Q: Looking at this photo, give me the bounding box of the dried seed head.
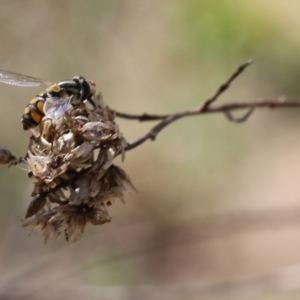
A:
[22,92,135,243]
[0,148,18,165]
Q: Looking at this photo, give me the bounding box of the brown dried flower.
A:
[0,148,18,165]
[22,92,136,243]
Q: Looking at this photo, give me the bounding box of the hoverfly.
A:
[0,70,96,130]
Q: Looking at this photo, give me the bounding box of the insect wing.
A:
[44,97,72,119]
[0,69,52,87]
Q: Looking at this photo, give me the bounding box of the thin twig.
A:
[224,107,255,123]
[200,59,253,110]
[116,98,300,122]
[116,60,253,122]
[123,61,300,151]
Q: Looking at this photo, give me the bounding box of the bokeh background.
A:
[0,0,300,299]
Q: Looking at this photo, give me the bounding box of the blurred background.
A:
[0,0,300,299]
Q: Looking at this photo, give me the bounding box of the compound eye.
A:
[44,97,72,119]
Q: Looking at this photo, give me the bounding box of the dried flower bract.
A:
[22,92,136,243]
[0,148,18,165]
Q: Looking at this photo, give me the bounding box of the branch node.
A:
[201,59,253,111]
[149,133,156,141]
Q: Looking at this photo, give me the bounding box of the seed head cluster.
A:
[21,93,135,243]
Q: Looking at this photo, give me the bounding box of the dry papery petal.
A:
[23,204,112,243]
[23,92,135,243]
[0,147,18,165]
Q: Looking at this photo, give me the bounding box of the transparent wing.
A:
[0,69,52,87]
[44,97,72,119]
